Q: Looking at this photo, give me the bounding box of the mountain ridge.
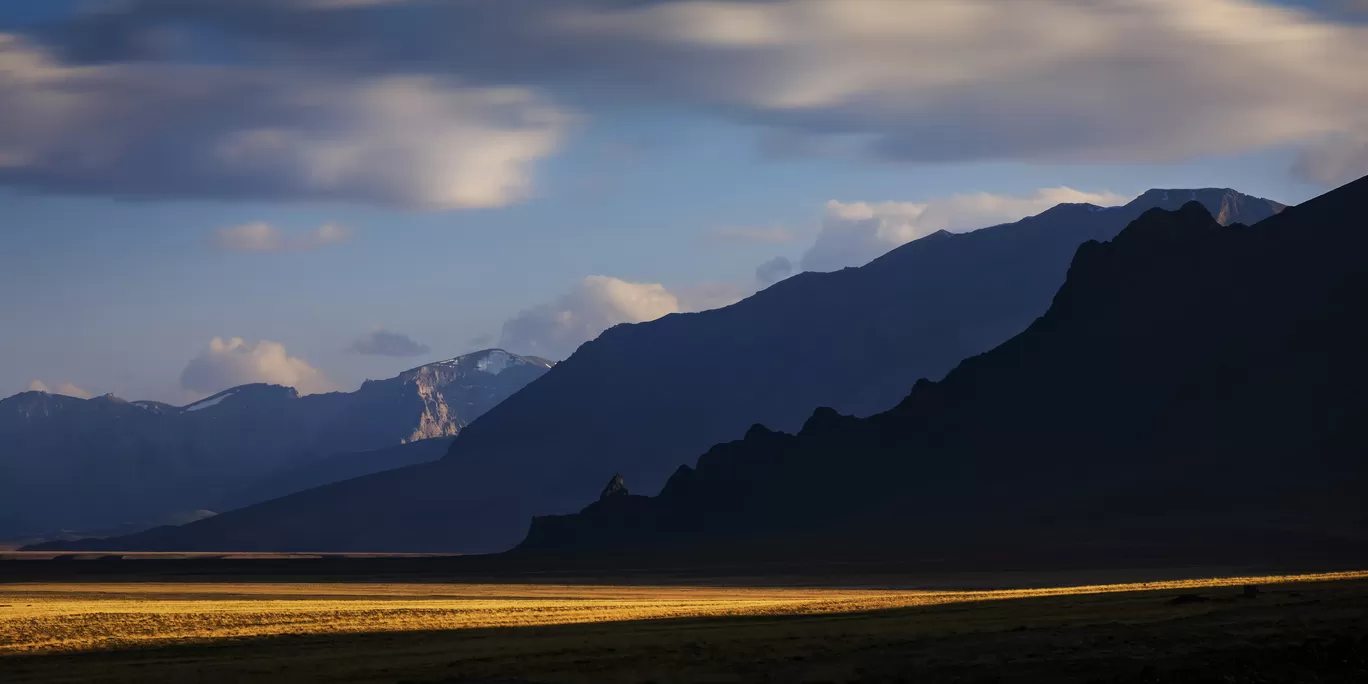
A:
[1,348,550,539]
[39,188,1288,554]
[513,179,1366,564]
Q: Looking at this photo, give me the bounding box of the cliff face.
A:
[360,350,555,444]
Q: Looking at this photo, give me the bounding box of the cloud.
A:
[210,222,352,253]
[558,0,1368,166]
[498,276,684,360]
[756,256,794,285]
[27,380,95,399]
[801,187,1130,272]
[704,226,797,246]
[180,337,334,396]
[675,282,751,312]
[0,33,568,208]
[15,0,1368,187]
[1292,134,1368,187]
[348,329,431,358]
[467,333,495,349]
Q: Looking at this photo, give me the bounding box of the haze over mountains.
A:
[518,177,1368,563]
[1,349,550,541]
[42,188,1286,554]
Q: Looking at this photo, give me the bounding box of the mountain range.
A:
[0,349,550,540]
[517,179,1368,565]
[38,188,1287,553]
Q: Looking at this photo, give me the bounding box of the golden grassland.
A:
[2,570,1364,655]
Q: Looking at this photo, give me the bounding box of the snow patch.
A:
[185,390,236,412]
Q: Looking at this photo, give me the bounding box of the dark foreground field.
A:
[1,564,1365,684]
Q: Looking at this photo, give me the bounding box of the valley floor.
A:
[0,570,1365,682]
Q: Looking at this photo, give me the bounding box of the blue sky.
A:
[1,0,1365,403]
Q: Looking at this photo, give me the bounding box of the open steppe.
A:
[1,568,1365,683]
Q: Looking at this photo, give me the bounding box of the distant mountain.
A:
[49,189,1283,553]
[0,349,550,538]
[516,179,1368,563]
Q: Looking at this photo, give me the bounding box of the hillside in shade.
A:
[516,178,1368,564]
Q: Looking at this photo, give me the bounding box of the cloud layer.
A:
[755,256,794,285]
[801,187,1130,272]
[1292,134,1368,187]
[180,337,334,396]
[0,33,567,208]
[499,276,684,360]
[11,0,1365,195]
[28,380,95,399]
[348,330,431,358]
[210,222,352,253]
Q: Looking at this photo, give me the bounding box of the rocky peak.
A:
[599,473,629,502]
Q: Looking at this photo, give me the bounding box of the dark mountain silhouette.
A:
[515,178,1368,562]
[42,189,1284,553]
[1,349,549,538]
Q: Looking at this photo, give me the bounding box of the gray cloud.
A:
[348,329,431,358]
[20,0,1367,185]
[180,337,334,396]
[1292,134,1368,187]
[755,256,793,285]
[0,32,568,208]
[210,222,352,253]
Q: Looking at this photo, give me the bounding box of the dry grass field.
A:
[0,569,1366,683]
[0,571,1362,654]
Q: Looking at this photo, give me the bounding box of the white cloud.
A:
[0,34,568,208]
[179,337,335,396]
[210,222,352,253]
[1292,134,1368,187]
[801,187,1130,272]
[498,276,684,360]
[27,380,95,399]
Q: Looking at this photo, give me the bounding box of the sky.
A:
[2,0,1366,404]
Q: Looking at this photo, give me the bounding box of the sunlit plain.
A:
[3,570,1364,654]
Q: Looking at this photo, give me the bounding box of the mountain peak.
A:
[1125,188,1284,226]
[406,348,554,378]
[599,473,629,502]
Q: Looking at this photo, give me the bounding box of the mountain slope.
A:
[217,437,456,513]
[516,179,1368,562]
[57,189,1284,553]
[0,349,549,537]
